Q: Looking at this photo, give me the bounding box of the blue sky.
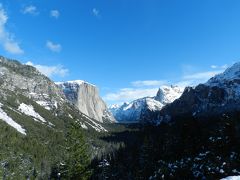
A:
[0,0,239,104]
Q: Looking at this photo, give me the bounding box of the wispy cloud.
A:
[0,4,24,54]
[104,64,229,104]
[50,10,60,19]
[211,65,217,69]
[132,80,166,87]
[178,64,228,86]
[183,70,223,81]
[92,8,100,17]
[26,61,68,78]
[104,80,166,103]
[46,41,62,52]
[22,5,38,15]
[103,88,158,103]
[175,71,221,88]
[211,64,228,69]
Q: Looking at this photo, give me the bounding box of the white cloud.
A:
[131,80,166,87]
[46,41,62,52]
[177,65,228,87]
[211,65,217,69]
[50,10,60,19]
[183,70,223,81]
[176,64,229,87]
[104,65,229,104]
[0,4,24,54]
[104,63,231,104]
[92,8,100,17]
[104,80,167,103]
[211,64,228,69]
[177,70,222,87]
[26,61,68,78]
[103,88,158,102]
[22,5,38,15]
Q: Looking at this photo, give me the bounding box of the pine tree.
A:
[64,122,92,180]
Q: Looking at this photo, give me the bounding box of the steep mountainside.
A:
[149,62,240,124]
[56,80,116,123]
[0,56,111,179]
[0,56,108,133]
[0,56,65,111]
[109,85,183,123]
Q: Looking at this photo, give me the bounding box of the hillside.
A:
[0,56,116,179]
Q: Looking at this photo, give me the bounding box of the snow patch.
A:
[80,122,88,129]
[55,80,95,87]
[68,114,73,119]
[82,114,107,132]
[0,103,26,135]
[18,103,46,123]
[221,176,240,180]
[36,101,51,110]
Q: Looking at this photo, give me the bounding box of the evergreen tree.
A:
[64,122,92,180]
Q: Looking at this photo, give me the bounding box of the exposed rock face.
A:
[109,85,183,123]
[151,62,240,124]
[0,56,65,110]
[56,80,116,123]
[0,56,109,134]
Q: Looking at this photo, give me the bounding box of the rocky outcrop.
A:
[56,80,116,123]
[0,56,65,110]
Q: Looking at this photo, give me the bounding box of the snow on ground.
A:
[56,80,96,87]
[82,113,107,132]
[36,101,51,110]
[18,103,46,123]
[157,85,184,104]
[221,176,240,180]
[87,118,107,132]
[109,85,184,122]
[145,98,164,111]
[80,122,88,129]
[0,103,26,135]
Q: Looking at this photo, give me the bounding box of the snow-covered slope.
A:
[0,103,26,135]
[18,103,46,123]
[155,85,184,103]
[109,85,183,123]
[56,80,116,123]
[221,176,240,180]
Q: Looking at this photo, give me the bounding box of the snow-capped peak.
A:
[55,80,96,87]
[155,85,184,104]
[109,85,183,123]
[109,104,120,109]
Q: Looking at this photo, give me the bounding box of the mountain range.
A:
[109,85,183,123]
[1,55,240,179]
[144,62,240,125]
[0,56,114,178]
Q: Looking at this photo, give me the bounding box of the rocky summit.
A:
[109,85,183,123]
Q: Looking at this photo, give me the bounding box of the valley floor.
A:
[91,113,240,180]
